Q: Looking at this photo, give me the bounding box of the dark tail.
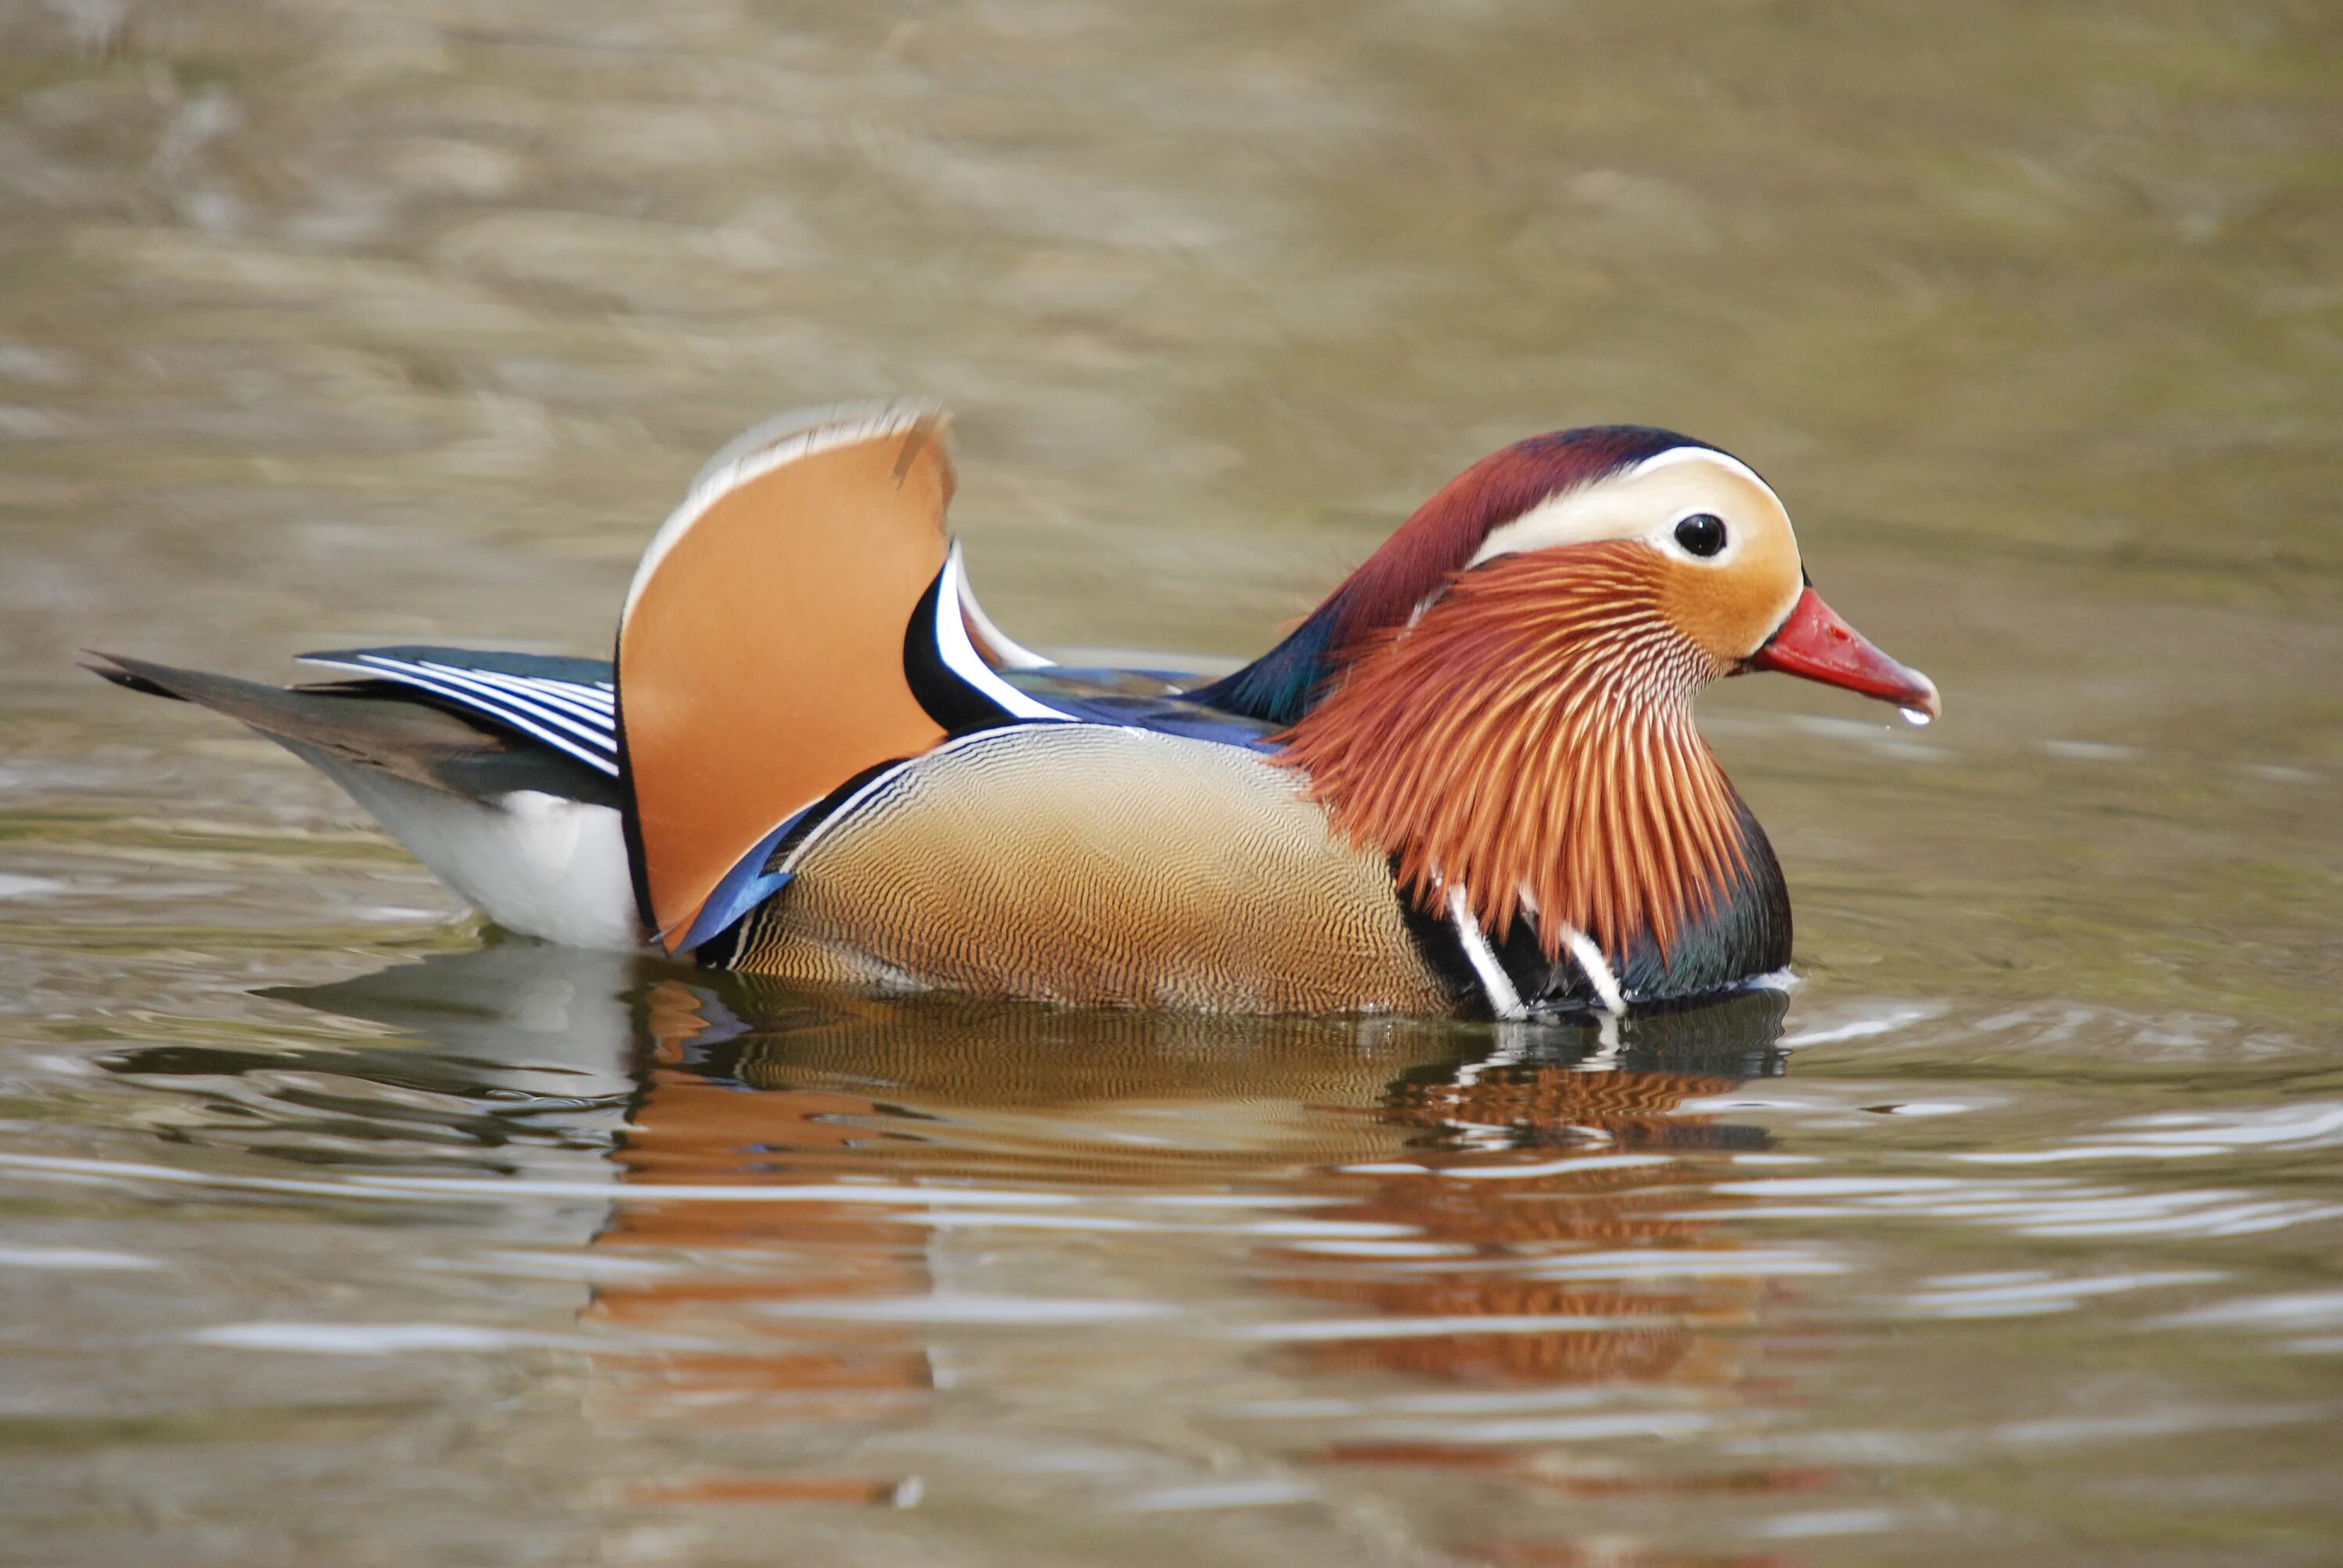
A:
[83,652,621,807]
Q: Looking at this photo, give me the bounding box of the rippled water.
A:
[4,1,2341,1563]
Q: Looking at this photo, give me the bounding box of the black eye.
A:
[1674,512,1728,558]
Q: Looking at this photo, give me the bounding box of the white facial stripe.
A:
[1464,445,1789,569]
[1464,489,1624,568]
[1625,444,1781,505]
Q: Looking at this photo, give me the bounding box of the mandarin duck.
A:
[91,401,1937,1018]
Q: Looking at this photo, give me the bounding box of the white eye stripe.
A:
[1628,444,1781,504]
[1464,444,1786,569]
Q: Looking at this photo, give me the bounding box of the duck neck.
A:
[1276,543,1788,992]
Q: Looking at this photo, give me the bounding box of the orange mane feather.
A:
[1275,541,1749,963]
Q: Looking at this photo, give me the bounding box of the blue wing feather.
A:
[997,667,1282,751]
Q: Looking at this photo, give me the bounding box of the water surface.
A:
[2,1,2340,1563]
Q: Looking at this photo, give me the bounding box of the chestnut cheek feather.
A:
[1653,534,1805,670]
[1275,540,1752,965]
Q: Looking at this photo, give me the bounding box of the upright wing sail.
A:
[617,403,958,949]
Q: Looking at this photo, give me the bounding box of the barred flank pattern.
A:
[1278,541,1749,962]
[729,725,1449,1014]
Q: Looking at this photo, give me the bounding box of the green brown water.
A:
[3,2,2340,1563]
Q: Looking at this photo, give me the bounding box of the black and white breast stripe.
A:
[898,546,1080,735]
[301,650,621,777]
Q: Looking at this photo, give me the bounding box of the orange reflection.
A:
[584,984,934,1499]
[579,981,1473,1511]
[576,975,1801,1545]
[1290,1060,1762,1384]
[257,943,1813,1556]
[1267,992,1829,1542]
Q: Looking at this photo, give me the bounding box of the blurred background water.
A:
[2,0,2339,1563]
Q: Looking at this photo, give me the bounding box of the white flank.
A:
[294,748,642,950]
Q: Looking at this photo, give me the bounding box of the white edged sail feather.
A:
[615,401,960,949]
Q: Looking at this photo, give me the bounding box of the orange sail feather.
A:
[617,405,955,948]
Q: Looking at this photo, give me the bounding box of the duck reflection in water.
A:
[116,947,1804,1559]
[604,976,1799,1535]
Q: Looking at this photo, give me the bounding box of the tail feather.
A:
[87,652,639,946]
[84,651,620,807]
[294,646,619,779]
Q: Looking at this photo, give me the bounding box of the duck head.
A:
[1209,426,1938,987]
